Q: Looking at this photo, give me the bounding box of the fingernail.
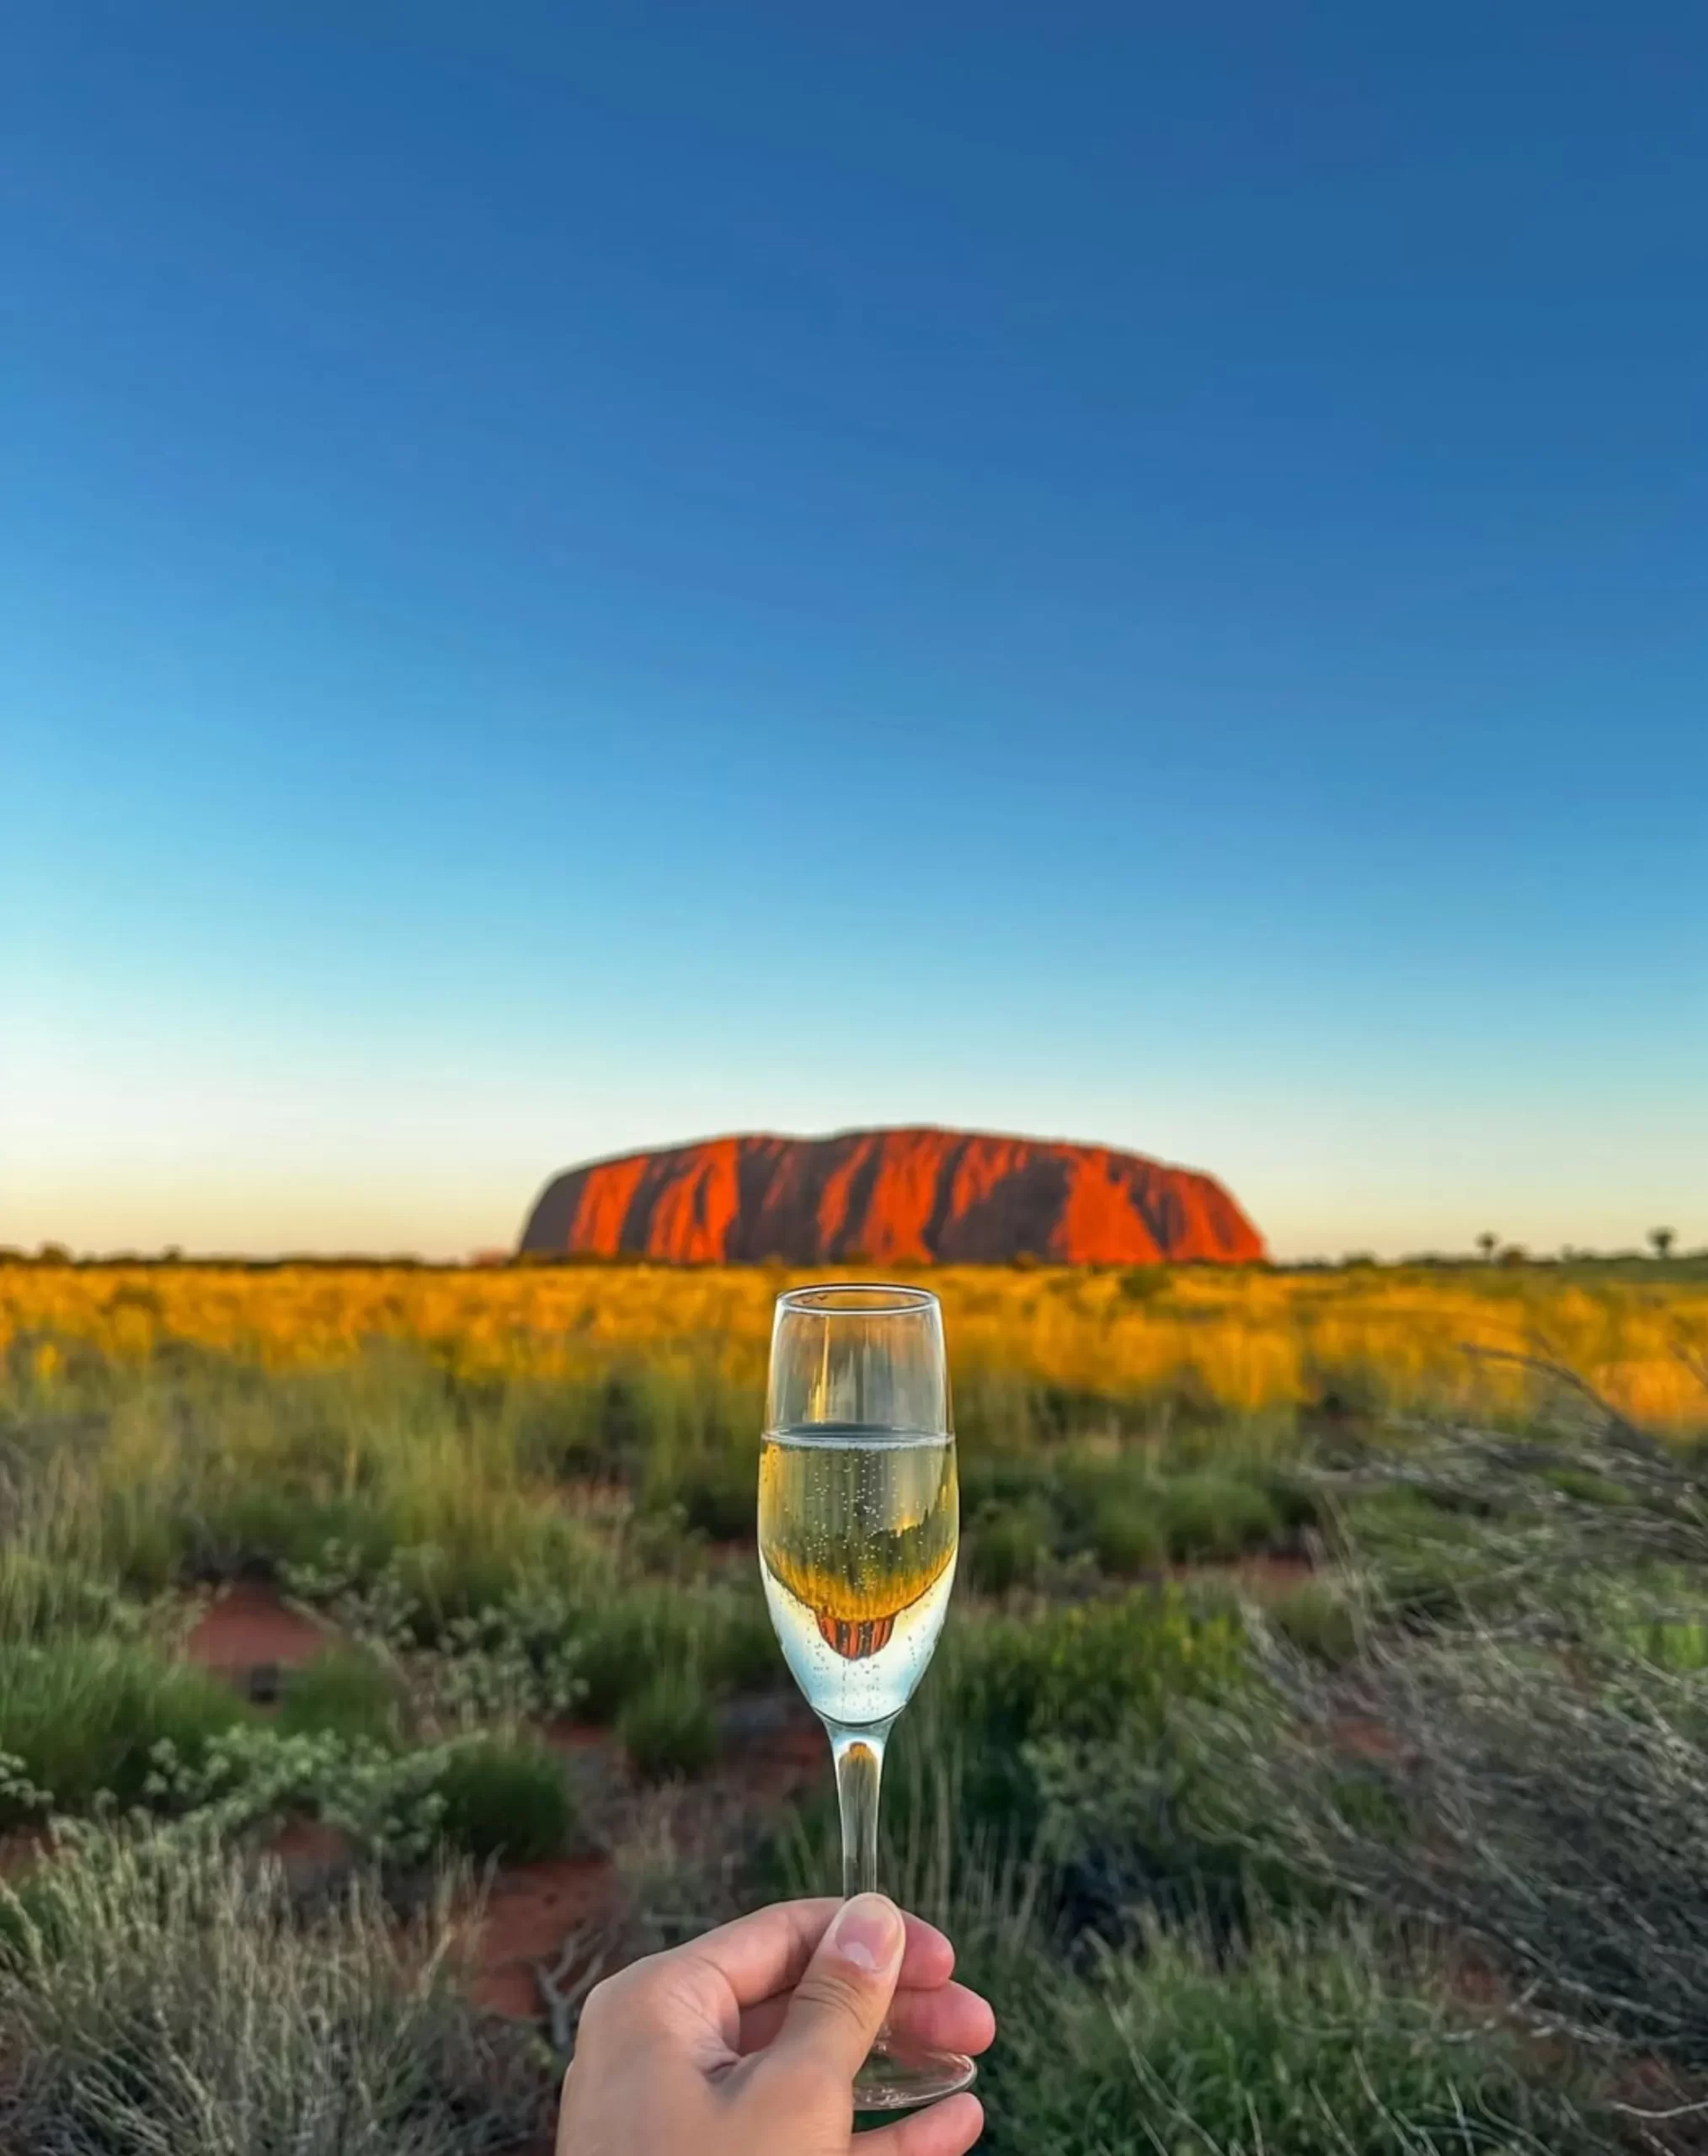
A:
[830,1893,903,1974]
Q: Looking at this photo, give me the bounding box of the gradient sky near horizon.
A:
[4,3,1705,1262]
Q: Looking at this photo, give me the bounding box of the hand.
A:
[556,1892,994,2156]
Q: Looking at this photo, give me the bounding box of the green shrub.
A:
[1261,1577,1360,1665]
[1568,1570,1708,1677]
[386,1537,547,1635]
[429,1582,590,1726]
[941,1588,1250,1843]
[1027,1726,1262,1937]
[955,1374,1145,1453]
[0,1643,248,1821]
[1263,1467,1327,1537]
[140,1720,578,1869]
[954,1586,1249,1752]
[957,1450,1057,1516]
[1021,1653,1358,1943]
[1224,1622,1708,2078]
[0,1829,549,2153]
[699,1588,782,1694]
[186,1487,397,1584]
[1300,1356,1392,1425]
[1053,1458,1308,1577]
[617,1672,719,1782]
[986,1916,1604,2154]
[29,1345,622,1615]
[1086,1499,1164,1577]
[0,1550,139,1646]
[275,1648,403,1746]
[1338,1489,1516,1623]
[1628,1613,1708,1673]
[659,1450,757,1541]
[141,1724,449,1865]
[574,1588,698,1721]
[1545,1464,1636,1508]
[278,1555,593,1726]
[574,1582,771,1721]
[501,1370,629,1480]
[1157,1470,1283,1563]
[761,1700,1055,1950]
[968,1498,1054,1593]
[430,1737,575,1864]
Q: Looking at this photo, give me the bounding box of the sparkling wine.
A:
[758,1422,958,1728]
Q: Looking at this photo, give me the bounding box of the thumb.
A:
[768,1894,905,2084]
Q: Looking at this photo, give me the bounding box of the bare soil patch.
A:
[0,1828,51,1883]
[268,1817,360,1899]
[184,1582,329,1692]
[1171,1552,1316,1592]
[471,1855,615,2020]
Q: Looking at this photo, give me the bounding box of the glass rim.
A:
[775,1283,940,1317]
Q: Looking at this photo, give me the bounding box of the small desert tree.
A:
[1650,1226,1676,1260]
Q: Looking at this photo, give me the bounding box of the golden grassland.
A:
[4,1259,1706,1432]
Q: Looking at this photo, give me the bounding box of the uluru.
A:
[518,1127,1266,1267]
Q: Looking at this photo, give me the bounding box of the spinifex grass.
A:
[985,1913,1606,2155]
[7,1257,1706,1430]
[0,1828,549,2156]
[0,1641,248,1822]
[762,1688,1604,2153]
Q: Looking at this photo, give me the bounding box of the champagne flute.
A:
[757,1283,973,2112]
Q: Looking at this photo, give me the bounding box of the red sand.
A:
[184,1581,329,1681]
[269,1816,358,1895]
[471,1854,614,2019]
[0,1827,51,1882]
[472,1702,825,2024]
[1170,1552,1317,1591]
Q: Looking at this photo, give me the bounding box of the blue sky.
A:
[3,1,1704,1259]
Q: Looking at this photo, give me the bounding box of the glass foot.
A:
[853,2038,977,2112]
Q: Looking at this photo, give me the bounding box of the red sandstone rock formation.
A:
[518,1128,1265,1266]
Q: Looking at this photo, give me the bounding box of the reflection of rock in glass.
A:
[762,1538,957,1659]
[824,1614,893,1660]
[758,1428,958,1717]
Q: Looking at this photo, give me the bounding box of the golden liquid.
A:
[759,1426,958,1725]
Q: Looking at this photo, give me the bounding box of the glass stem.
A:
[827,1719,893,1899]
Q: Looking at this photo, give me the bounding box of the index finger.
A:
[668,1899,955,2008]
